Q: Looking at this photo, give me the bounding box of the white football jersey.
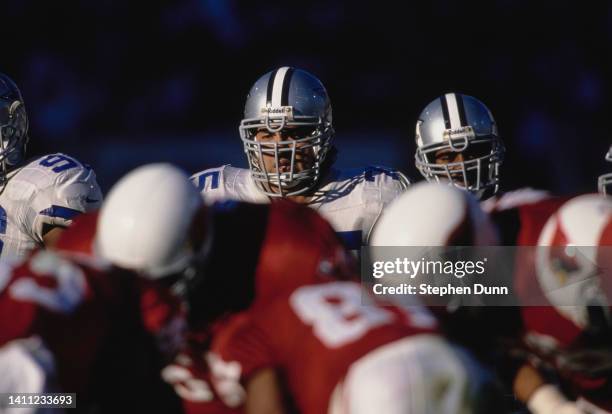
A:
[0,153,103,261]
[190,165,408,249]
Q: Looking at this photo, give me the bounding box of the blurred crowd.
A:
[1,0,610,191]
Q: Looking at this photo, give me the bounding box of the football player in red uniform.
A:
[371,181,612,413]
[88,163,234,414]
[93,165,481,414]
[369,181,518,369]
[0,223,185,412]
[0,165,234,413]
[513,194,612,413]
[479,191,610,414]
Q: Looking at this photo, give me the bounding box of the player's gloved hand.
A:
[527,385,587,414]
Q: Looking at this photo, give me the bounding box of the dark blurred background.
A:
[1,0,610,194]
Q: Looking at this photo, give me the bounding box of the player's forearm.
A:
[514,364,585,414]
[513,363,546,403]
[245,368,287,414]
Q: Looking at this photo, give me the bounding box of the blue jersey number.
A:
[39,155,79,173]
[0,206,7,256]
[194,170,220,191]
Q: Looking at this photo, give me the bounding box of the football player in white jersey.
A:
[191,67,409,249]
[414,92,550,213]
[0,72,102,260]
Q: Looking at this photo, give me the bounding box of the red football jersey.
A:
[207,281,438,414]
[187,200,357,328]
[55,212,239,412]
[0,214,183,411]
[0,250,122,392]
[254,200,358,300]
[198,201,436,413]
[180,200,364,413]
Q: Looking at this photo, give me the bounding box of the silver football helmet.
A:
[239,67,334,197]
[598,145,612,196]
[0,73,28,184]
[415,93,504,200]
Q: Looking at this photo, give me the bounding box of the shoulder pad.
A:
[30,154,102,238]
[363,165,410,190]
[33,153,97,185]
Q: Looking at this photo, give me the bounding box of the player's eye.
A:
[291,126,317,139]
[255,130,276,141]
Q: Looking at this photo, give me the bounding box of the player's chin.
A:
[265,179,307,196]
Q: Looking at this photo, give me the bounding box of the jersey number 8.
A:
[290,282,394,348]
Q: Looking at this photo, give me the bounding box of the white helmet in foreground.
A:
[536,194,612,328]
[369,182,498,309]
[370,181,498,247]
[95,163,209,279]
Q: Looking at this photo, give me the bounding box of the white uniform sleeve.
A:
[190,166,227,205]
[362,166,409,243]
[28,156,102,242]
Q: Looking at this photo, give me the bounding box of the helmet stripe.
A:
[439,95,451,130]
[281,67,295,106]
[266,68,279,105]
[271,66,290,107]
[455,93,468,126]
[444,93,462,129]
